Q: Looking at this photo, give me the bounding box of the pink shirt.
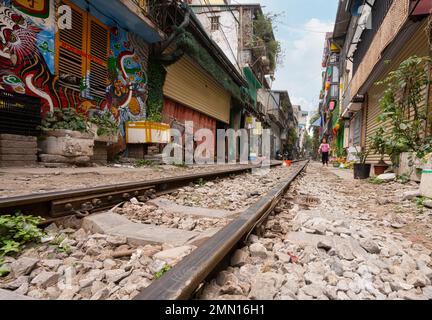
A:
[320,144,330,153]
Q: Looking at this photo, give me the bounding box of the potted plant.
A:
[370,127,389,175]
[353,146,371,180]
[89,112,119,144]
[376,56,432,180]
[38,108,94,164]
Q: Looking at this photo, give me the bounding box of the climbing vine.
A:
[146,58,167,123]
[253,13,283,71]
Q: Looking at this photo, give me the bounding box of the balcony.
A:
[350,0,410,99]
[87,0,163,43]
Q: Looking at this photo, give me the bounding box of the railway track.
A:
[134,161,308,300]
[0,161,308,300]
[0,162,283,219]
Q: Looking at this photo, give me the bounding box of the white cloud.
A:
[271,18,334,112]
[290,96,314,110]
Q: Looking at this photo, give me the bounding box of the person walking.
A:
[318,138,331,167]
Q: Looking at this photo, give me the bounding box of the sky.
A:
[236,0,339,113]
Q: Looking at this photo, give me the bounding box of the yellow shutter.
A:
[56,0,109,99]
[56,1,87,90]
[87,17,109,98]
[163,56,231,124]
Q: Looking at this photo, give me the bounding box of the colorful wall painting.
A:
[0,1,56,109]
[107,26,149,136]
[0,1,106,115]
[11,0,56,74]
[0,0,152,140]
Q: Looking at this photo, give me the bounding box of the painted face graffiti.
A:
[0,7,41,63]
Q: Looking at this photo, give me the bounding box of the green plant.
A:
[50,234,73,255]
[57,244,73,255]
[0,213,45,257]
[369,127,387,164]
[253,13,283,70]
[195,178,206,187]
[368,177,385,185]
[39,108,89,133]
[135,159,155,167]
[154,265,171,279]
[397,173,411,184]
[415,196,427,208]
[0,257,9,277]
[146,57,167,123]
[50,234,67,246]
[353,146,370,164]
[173,162,189,169]
[89,112,119,137]
[376,56,432,166]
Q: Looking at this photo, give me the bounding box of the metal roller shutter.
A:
[163,56,231,124]
[365,20,429,164]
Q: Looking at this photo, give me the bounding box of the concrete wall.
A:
[193,7,240,72]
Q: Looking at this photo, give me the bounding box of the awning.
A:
[311,117,322,127]
[341,102,362,118]
[72,0,162,43]
[243,66,262,107]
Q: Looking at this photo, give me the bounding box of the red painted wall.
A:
[411,0,432,15]
[162,98,217,137]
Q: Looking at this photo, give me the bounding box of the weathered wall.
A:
[350,0,410,100]
[193,6,240,72]
[162,98,216,138]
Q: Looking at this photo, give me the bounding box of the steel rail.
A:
[134,160,309,300]
[0,162,282,218]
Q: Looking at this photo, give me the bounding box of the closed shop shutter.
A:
[353,111,362,146]
[365,20,429,163]
[163,56,231,124]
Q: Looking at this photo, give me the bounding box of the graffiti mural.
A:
[0,1,57,111]
[0,1,151,139]
[107,26,149,136]
[0,1,107,115]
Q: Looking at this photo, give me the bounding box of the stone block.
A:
[0,147,37,155]
[83,212,200,246]
[0,289,34,300]
[0,161,37,167]
[0,141,37,149]
[0,155,37,161]
[0,134,37,142]
[148,198,237,219]
[38,130,94,157]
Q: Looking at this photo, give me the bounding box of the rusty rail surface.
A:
[0,162,283,218]
[134,160,309,300]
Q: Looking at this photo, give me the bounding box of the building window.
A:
[210,16,220,31]
[56,0,109,99]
